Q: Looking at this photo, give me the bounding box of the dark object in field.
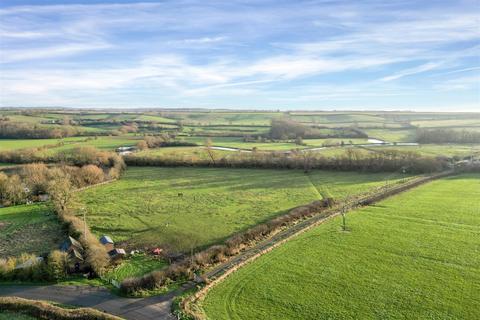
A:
[178,192,184,197]
[108,248,126,260]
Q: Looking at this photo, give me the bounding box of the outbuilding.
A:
[108,248,126,260]
[99,235,115,252]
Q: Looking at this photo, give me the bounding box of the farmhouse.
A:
[99,235,114,251]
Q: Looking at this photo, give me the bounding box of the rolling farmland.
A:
[202,174,480,319]
[78,167,411,251]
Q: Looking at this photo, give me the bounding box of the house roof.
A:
[70,248,84,261]
[60,236,84,252]
[108,248,126,256]
[100,235,114,245]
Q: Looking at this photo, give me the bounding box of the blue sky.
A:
[0,0,479,110]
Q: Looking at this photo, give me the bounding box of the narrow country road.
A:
[0,284,193,320]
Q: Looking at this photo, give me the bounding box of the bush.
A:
[47,250,69,281]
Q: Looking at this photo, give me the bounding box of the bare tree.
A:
[205,138,216,165]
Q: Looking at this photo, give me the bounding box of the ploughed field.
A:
[201,174,480,320]
[0,204,63,258]
[78,167,411,251]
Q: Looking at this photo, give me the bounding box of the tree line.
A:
[0,121,82,139]
[268,119,368,140]
[0,146,125,175]
[0,162,111,207]
[135,134,197,150]
[124,148,449,174]
[416,128,480,144]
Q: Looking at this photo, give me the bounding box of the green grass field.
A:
[181,136,368,151]
[362,128,416,142]
[0,137,86,151]
[304,143,480,158]
[136,146,234,160]
[0,204,64,258]
[202,174,480,320]
[79,167,411,252]
[104,254,167,283]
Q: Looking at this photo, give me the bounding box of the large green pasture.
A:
[0,137,85,151]
[202,174,480,320]
[0,204,64,258]
[181,136,368,151]
[79,167,410,252]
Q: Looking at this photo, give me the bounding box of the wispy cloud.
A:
[381,62,442,82]
[0,0,478,109]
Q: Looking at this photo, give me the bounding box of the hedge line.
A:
[0,296,122,320]
[124,150,449,173]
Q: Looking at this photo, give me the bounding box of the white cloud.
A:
[381,62,442,82]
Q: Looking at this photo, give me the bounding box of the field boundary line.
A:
[75,178,118,192]
[182,169,455,319]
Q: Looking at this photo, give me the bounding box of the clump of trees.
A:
[0,146,126,177]
[416,128,480,144]
[136,134,197,150]
[0,121,80,139]
[0,160,120,207]
[268,119,367,140]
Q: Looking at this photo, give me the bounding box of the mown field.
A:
[202,174,480,320]
[0,204,64,257]
[79,167,411,252]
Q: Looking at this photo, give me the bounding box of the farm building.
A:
[99,235,114,251]
[60,236,85,272]
[108,248,126,260]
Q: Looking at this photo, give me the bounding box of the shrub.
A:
[47,250,69,281]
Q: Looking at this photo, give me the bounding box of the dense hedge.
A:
[0,121,80,139]
[0,146,125,174]
[0,296,122,320]
[416,128,480,144]
[124,149,449,173]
